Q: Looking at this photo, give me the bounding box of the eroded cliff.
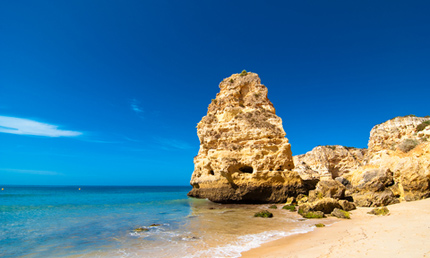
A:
[293,116,430,207]
[367,116,428,155]
[188,72,306,203]
[187,72,430,206]
[293,145,367,181]
[348,116,430,204]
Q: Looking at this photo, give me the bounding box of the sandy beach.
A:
[242,198,430,258]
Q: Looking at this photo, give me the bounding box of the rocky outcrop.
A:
[367,116,428,155]
[294,115,430,207]
[298,197,346,214]
[363,143,430,202]
[187,71,430,206]
[293,145,367,180]
[347,116,430,205]
[188,72,306,203]
[345,167,399,206]
[338,200,356,211]
[331,208,351,219]
[312,179,346,200]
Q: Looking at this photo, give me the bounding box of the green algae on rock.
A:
[254,210,273,218]
[282,205,296,211]
[368,207,390,216]
[331,208,350,219]
[298,209,325,219]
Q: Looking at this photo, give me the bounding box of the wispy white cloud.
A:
[123,136,143,143]
[0,168,63,176]
[130,99,143,114]
[0,115,82,137]
[82,139,123,144]
[153,137,193,150]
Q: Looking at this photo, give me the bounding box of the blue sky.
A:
[1,1,429,186]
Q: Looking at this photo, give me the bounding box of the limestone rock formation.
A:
[314,179,346,200]
[293,145,367,181]
[348,116,430,205]
[352,142,430,203]
[338,200,356,211]
[187,72,430,207]
[367,116,428,155]
[345,166,399,207]
[188,72,306,203]
[298,197,343,214]
[294,115,430,207]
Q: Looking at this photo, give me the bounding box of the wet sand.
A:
[241,198,430,258]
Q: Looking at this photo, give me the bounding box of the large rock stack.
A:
[188,72,306,203]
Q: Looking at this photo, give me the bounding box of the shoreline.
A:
[241,198,430,258]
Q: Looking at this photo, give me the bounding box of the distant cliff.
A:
[188,71,306,203]
[293,145,367,181]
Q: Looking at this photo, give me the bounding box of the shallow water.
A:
[0,186,334,258]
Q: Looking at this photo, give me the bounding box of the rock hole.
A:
[209,170,215,175]
[239,166,253,173]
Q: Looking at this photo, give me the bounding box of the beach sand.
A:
[241,198,430,258]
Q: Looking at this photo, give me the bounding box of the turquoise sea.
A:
[1,186,333,257]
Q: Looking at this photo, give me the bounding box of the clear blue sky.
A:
[1,1,429,186]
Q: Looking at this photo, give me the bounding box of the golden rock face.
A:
[293,145,367,181]
[188,72,305,203]
[356,116,430,203]
[187,72,430,205]
[292,116,430,206]
[367,116,428,155]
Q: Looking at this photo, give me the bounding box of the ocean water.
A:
[0,186,334,258]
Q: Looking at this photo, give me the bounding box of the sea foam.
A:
[185,227,315,258]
